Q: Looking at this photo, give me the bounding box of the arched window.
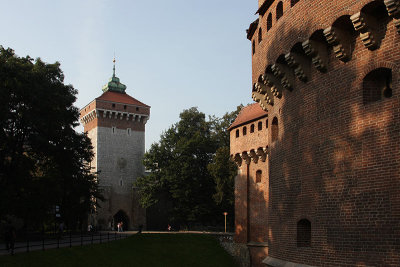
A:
[250,124,255,133]
[258,28,262,43]
[297,219,311,247]
[243,126,247,136]
[258,121,262,131]
[267,13,272,31]
[276,2,283,21]
[271,117,278,142]
[256,170,262,183]
[363,68,392,104]
[291,0,300,7]
[236,129,239,138]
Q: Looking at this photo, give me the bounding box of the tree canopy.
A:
[135,106,241,228]
[0,47,101,229]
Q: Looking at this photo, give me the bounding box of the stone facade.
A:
[231,0,400,266]
[80,68,150,231]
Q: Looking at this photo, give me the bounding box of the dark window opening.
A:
[276,2,283,21]
[256,170,262,183]
[266,119,269,128]
[258,121,262,131]
[252,41,256,55]
[236,129,239,138]
[112,103,115,108]
[267,13,272,31]
[363,68,392,104]
[291,0,300,7]
[124,105,127,110]
[136,107,139,111]
[250,124,255,133]
[243,126,247,136]
[297,219,311,247]
[271,117,278,142]
[258,28,262,43]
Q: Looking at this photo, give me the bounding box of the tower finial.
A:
[113,55,116,77]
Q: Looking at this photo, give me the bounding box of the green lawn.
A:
[0,234,237,267]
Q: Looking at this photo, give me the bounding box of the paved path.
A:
[0,232,132,256]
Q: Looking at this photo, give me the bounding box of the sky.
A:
[1,0,258,151]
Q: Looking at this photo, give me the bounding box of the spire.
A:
[113,57,116,77]
[102,57,127,93]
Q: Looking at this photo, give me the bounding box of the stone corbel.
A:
[263,73,283,98]
[351,12,379,50]
[384,0,400,33]
[256,147,268,162]
[231,153,242,167]
[323,26,352,62]
[302,39,328,72]
[285,52,310,82]
[252,92,269,111]
[249,149,258,163]
[255,80,274,106]
[271,63,295,91]
[241,152,251,165]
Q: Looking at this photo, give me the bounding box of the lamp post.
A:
[223,212,228,233]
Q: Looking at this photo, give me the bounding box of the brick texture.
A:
[232,0,400,266]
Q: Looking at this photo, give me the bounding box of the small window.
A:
[250,124,255,133]
[127,128,131,136]
[291,0,300,7]
[266,119,269,129]
[363,68,392,104]
[243,126,247,136]
[124,105,127,110]
[267,13,272,31]
[112,103,115,108]
[236,129,239,138]
[276,2,283,21]
[271,117,278,142]
[258,121,262,131]
[112,126,116,134]
[297,219,311,247]
[136,107,139,111]
[256,170,262,183]
[258,28,262,43]
[120,179,123,186]
[252,40,256,55]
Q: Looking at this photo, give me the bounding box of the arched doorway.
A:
[113,210,130,231]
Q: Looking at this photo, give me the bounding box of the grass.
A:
[0,233,237,267]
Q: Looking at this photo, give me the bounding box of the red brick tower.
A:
[231,0,400,266]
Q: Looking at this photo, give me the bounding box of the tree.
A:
[0,47,101,229]
[135,106,242,228]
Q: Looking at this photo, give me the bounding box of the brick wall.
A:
[236,0,400,266]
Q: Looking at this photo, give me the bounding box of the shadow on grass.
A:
[0,234,237,267]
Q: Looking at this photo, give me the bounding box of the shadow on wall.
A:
[251,2,399,265]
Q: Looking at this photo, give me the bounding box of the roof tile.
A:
[228,103,268,130]
[96,91,150,108]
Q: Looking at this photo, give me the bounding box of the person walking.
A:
[4,223,16,254]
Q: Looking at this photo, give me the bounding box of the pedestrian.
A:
[117,222,120,232]
[4,223,16,254]
[58,222,64,239]
[167,224,171,231]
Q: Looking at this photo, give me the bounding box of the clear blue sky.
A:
[1,0,258,150]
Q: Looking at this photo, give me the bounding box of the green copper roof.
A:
[102,59,127,93]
